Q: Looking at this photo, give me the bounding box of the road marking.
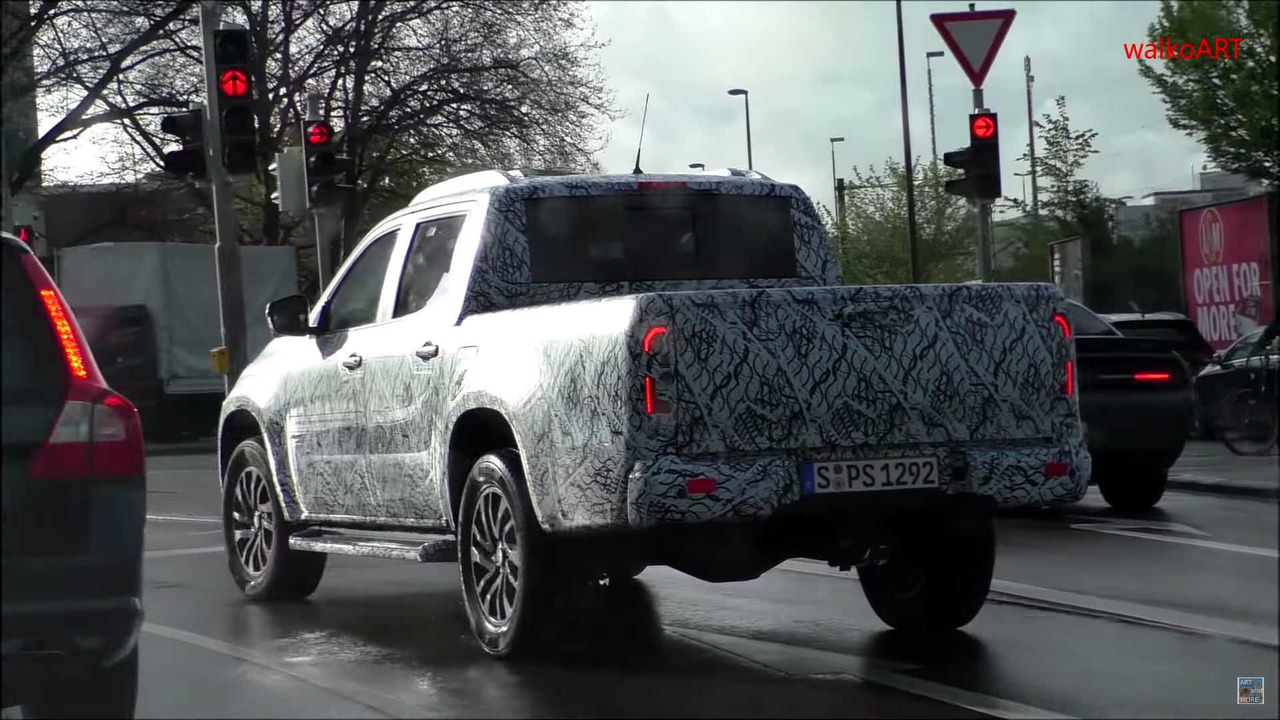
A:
[142,622,416,718]
[147,514,220,524]
[668,626,1075,720]
[145,546,225,558]
[1068,523,1277,558]
[1061,516,1210,536]
[776,560,1279,649]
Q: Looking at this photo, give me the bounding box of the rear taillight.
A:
[1133,372,1171,382]
[21,254,144,479]
[642,325,672,415]
[1053,312,1074,396]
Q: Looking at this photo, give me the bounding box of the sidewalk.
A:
[1167,440,1279,500]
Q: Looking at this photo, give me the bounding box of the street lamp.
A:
[689,163,705,172]
[727,88,753,170]
[828,137,844,209]
[926,51,945,164]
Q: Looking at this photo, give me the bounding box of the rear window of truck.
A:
[524,193,798,282]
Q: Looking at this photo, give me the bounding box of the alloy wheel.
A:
[230,466,275,576]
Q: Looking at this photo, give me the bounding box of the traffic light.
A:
[943,112,1001,202]
[213,28,257,174]
[302,119,354,207]
[160,109,206,177]
[13,225,34,244]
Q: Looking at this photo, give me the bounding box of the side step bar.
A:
[289,529,457,563]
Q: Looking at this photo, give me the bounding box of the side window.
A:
[321,230,398,333]
[1222,329,1264,363]
[393,215,466,318]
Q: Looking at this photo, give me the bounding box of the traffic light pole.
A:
[200,1,247,391]
[303,94,338,289]
[973,87,995,282]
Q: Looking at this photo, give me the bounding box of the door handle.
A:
[415,343,439,361]
[342,353,363,370]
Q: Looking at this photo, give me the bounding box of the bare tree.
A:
[2,0,198,194]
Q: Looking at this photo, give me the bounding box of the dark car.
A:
[1064,301,1194,510]
[1194,326,1280,438]
[1100,312,1215,376]
[1,232,146,717]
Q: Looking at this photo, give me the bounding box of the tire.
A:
[223,438,326,600]
[24,647,138,719]
[458,449,554,658]
[1219,388,1278,457]
[857,514,995,633]
[1095,458,1168,511]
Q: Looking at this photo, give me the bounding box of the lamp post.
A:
[727,88,753,170]
[926,50,944,164]
[828,137,844,210]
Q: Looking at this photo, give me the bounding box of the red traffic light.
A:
[971,114,996,140]
[219,69,249,97]
[306,121,333,146]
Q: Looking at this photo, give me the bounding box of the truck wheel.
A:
[857,514,994,633]
[1096,460,1168,511]
[223,438,327,600]
[459,449,553,658]
[24,646,138,719]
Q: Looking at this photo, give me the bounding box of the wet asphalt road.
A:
[137,450,1277,719]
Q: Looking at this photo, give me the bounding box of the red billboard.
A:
[1180,195,1274,351]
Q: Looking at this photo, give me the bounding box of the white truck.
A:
[56,242,298,439]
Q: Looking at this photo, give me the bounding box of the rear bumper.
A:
[626,435,1092,526]
[1080,386,1193,462]
[1,596,142,705]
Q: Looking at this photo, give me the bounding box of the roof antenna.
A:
[632,93,650,175]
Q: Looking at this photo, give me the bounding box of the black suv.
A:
[1,232,146,718]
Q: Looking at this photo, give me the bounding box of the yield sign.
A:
[930,9,1016,88]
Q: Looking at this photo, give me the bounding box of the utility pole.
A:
[926,51,945,163]
[896,0,921,283]
[200,1,247,391]
[1025,55,1038,215]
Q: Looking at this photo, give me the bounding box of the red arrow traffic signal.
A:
[219,69,249,97]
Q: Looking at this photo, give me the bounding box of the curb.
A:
[1167,477,1279,500]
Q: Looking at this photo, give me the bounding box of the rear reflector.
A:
[637,181,687,191]
[686,476,717,495]
[1044,461,1069,478]
[1065,360,1074,396]
[1133,372,1172,381]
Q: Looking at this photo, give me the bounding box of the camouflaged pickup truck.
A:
[217,168,1090,656]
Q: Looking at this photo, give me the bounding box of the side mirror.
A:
[266,295,312,336]
[1210,351,1223,364]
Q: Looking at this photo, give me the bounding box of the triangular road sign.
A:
[930,9,1016,89]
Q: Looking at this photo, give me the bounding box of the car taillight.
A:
[642,325,672,415]
[21,254,144,479]
[1133,372,1171,381]
[1053,312,1074,396]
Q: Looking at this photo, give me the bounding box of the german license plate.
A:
[801,457,941,494]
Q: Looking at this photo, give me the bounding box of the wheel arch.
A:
[446,406,542,530]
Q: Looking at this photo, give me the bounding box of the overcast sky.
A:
[588,0,1210,214]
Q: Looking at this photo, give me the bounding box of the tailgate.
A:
[1074,335,1192,391]
[666,283,1072,454]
